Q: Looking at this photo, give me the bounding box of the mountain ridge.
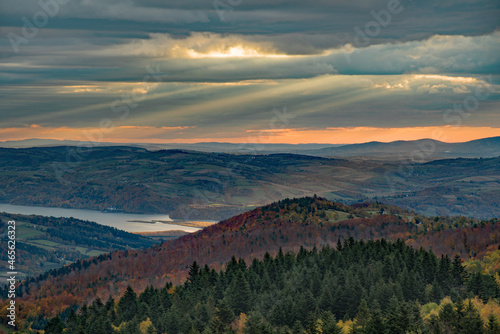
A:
[1,136,499,158]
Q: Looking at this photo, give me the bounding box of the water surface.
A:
[0,203,201,233]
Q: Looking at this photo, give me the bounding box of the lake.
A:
[0,203,203,233]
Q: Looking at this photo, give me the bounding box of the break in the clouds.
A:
[0,0,499,143]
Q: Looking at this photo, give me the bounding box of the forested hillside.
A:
[0,213,155,278]
[43,240,500,334]
[2,197,500,331]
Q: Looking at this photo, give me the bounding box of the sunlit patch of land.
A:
[127,219,216,228]
[132,229,191,241]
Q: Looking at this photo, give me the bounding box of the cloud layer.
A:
[0,0,499,143]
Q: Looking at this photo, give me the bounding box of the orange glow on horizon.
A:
[0,125,498,145]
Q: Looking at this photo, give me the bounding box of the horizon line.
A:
[1,135,499,147]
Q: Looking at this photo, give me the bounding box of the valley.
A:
[0,146,499,221]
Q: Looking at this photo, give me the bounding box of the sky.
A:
[0,0,499,144]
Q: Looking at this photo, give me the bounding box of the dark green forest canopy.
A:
[43,239,500,334]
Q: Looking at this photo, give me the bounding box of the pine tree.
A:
[297,290,317,324]
[186,326,200,334]
[87,315,114,334]
[209,316,237,334]
[428,314,442,334]
[146,323,158,334]
[260,270,272,292]
[486,313,500,334]
[65,308,80,333]
[461,301,484,334]
[105,296,115,311]
[118,286,138,322]
[437,255,452,293]
[318,283,333,312]
[438,302,456,333]
[385,296,408,334]
[365,301,385,334]
[452,255,467,287]
[453,297,466,331]
[408,301,423,332]
[244,311,273,334]
[292,320,306,334]
[123,319,140,334]
[44,316,65,334]
[228,272,252,315]
[188,261,201,284]
[217,299,236,325]
[350,299,369,333]
[319,311,341,334]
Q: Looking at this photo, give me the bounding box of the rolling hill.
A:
[1,137,499,159]
[302,136,500,159]
[0,146,499,220]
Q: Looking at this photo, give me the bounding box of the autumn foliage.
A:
[2,197,499,330]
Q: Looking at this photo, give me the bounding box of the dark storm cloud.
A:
[1,0,499,51]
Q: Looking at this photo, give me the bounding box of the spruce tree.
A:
[486,313,500,334]
[44,316,65,334]
[244,311,274,334]
[147,324,158,334]
[461,301,484,334]
[365,301,385,334]
[188,261,201,284]
[123,319,140,334]
[385,296,407,334]
[351,299,369,333]
[292,320,306,334]
[228,272,252,315]
[319,311,341,334]
[217,299,236,325]
[87,315,114,334]
[118,286,138,322]
[452,255,467,287]
[65,308,80,333]
[438,302,456,333]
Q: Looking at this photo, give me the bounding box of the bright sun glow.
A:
[186,45,288,58]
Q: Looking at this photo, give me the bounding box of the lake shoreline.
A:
[0,203,204,233]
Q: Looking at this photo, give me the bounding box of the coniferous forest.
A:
[42,239,500,334]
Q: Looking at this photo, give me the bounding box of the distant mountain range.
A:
[0,139,337,154]
[301,136,500,159]
[2,136,499,159]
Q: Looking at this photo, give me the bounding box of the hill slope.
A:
[42,239,500,334]
[0,146,499,219]
[0,213,156,280]
[4,197,500,327]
